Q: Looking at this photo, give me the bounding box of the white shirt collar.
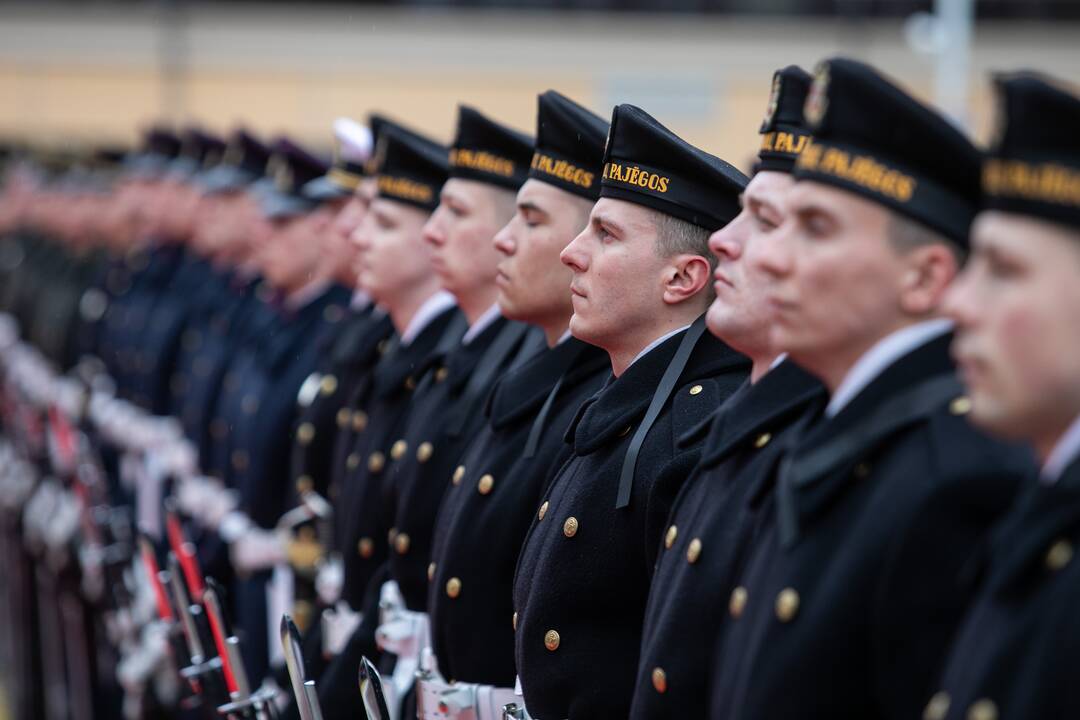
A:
[1042,413,1080,485]
[556,329,574,346]
[462,303,502,345]
[627,324,692,370]
[401,290,456,346]
[826,318,954,418]
[284,279,330,311]
[350,290,373,310]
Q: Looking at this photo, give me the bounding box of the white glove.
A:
[175,474,211,517]
[375,608,429,660]
[116,619,171,693]
[202,485,239,531]
[230,527,288,573]
[322,600,362,657]
[417,671,518,720]
[315,555,344,606]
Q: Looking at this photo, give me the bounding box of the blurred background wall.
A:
[0,1,1077,171]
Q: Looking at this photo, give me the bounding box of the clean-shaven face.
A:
[945,211,1080,444]
[493,179,588,328]
[751,181,910,378]
[706,170,794,354]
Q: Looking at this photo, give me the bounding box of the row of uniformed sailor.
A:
[4,58,1080,720]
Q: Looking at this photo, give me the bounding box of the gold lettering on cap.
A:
[983,159,1080,207]
[378,175,434,204]
[602,162,670,194]
[760,131,810,156]
[796,141,916,203]
[530,152,595,189]
[450,148,516,177]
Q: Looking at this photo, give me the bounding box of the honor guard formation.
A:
[2,57,1080,720]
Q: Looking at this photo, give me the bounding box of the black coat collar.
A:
[567,329,749,455]
[987,459,1080,597]
[372,307,462,398]
[698,360,825,467]
[776,333,962,548]
[487,337,608,431]
[797,332,955,453]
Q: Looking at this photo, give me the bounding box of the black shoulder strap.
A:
[446,321,530,438]
[616,315,707,509]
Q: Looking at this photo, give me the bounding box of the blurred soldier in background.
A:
[928,72,1080,720]
[708,58,1031,720]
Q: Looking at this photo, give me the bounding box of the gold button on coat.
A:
[368,452,385,473]
[231,449,249,471]
[320,375,338,395]
[336,408,351,428]
[296,475,313,493]
[452,465,465,485]
[446,577,461,598]
[651,667,667,694]
[357,537,374,559]
[754,432,772,449]
[1046,539,1073,571]
[950,396,973,416]
[297,422,315,445]
[686,538,702,564]
[775,588,800,622]
[478,474,494,495]
[395,533,410,555]
[923,692,951,720]
[405,376,416,390]
[538,501,549,520]
[729,587,748,618]
[544,630,560,651]
[346,453,360,470]
[435,367,449,382]
[665,525,678,549]
[390,440,407,460]
[352,411,368,432]
[211,418,228,439]
[967,698,998,720]
[689,384,703,396]
[427,562,436,580]
[563,517,579,538]
[417,442,434,463]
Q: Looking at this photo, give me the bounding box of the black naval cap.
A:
[257,138,329,220]
[756,65,813,174]
[123,126,181,178]
[794,57,981,245]
[600,104,748,232]
[201,129,272,195]
[169,128,226,180]
[303,117,373,202]
[449,106,534,191]
[528,90,608,201]
[372,122,449,213]
[982,72,1080,231]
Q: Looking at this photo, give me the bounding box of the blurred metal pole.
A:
[933,0,975,129]
[156,0,189,122]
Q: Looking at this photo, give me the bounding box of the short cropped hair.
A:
[887,212,967,264]
[653,210,715,269]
